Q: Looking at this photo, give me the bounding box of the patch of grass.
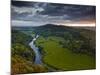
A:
[36,36,96,71]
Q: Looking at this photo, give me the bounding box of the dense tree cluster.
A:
[11,30,47,75]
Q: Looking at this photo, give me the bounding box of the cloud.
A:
[39,4,95,20]
[11,5,68,21]
[11,5,44,19]
[11,1,96,26]
[11,20,49,26]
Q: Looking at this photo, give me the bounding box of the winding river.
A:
[29,35,42,64]
[29,34,57,71]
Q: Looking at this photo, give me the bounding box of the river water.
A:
[29,35,42,64]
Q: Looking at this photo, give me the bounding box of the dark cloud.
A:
[11,1,47,8]
[39,4,95,20]
[11,1,96,26]
[11,1,34,7]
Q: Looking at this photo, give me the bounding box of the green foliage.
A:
[11,55,47,75]
[11,30,32,45]
[11,30,47,74]
[12,43,35,62]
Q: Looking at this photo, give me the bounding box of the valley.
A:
[11,24,96,74]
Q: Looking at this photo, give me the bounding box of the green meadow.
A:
[36,36,96,71]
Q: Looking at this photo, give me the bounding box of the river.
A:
[29,34,57,71]
[29,35,42,64]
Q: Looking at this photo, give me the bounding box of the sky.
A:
[11,1,96,27]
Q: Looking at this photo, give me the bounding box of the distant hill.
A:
[33,24,96,56]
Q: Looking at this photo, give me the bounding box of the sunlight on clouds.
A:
[63,23,95,27]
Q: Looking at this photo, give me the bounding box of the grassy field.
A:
[36,36,96,71]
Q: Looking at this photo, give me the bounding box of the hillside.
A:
[11,30,47,74]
